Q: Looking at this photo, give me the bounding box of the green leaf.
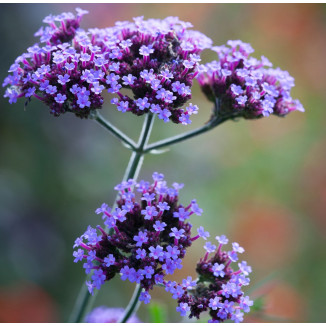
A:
[149,148,170,155]
[250,296,265,313]
[148,301,168,323]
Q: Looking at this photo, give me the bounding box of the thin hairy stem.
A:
[93,111,137,150]
[144,116,227,153]
[69,114,154,323]
[123,113,155,180]
[69,281,92,323]
[118,114,155,323]
[144,99,229,152]
[118,284,143,323]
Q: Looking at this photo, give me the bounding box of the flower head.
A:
[100,16,212,124]
[73,172,204,298]
[2,8,104,118]
[4,10,212,123]
[197,40,305,120]
[166,235,253,323]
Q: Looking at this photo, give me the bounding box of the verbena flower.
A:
[197,40,305,120]
[73,173,253,322]
[73,172,204,300]
[85,306,141,323]
[166,235,253,323]
[3,8,95,118]
[3,9,212,124]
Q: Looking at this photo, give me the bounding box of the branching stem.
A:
[70,100,228,322]
[69,114,154,323]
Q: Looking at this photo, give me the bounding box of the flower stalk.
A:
[69,113,154,323]
[144,99,228,153]
[118,284,142,323]
[92,111,137,151]
[70,101,228,323]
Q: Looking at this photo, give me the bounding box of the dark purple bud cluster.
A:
[3,9,211,123]
[197,40,305,120]
[166,235,253,322]
[73,172,205,301]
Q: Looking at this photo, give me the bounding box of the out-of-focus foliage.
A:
[0,3,325,322]
[148,302,168,323]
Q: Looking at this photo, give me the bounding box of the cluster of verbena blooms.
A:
[166,235,253,322]
[3,8,211,123]
[73,172,201,296]
[3,8,306,323]
[73,172,253,322]
[3,8,304,123]
[197,40,304,119]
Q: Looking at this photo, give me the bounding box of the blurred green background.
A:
[0,3,326,323]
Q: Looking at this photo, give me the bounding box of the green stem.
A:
[144,116,227,153]
[69,114,154,323]
[68,279,92,323]
[118,114,155,323]
[144,99,230,153]
[118,284,142,323]
[93,111,137,151]
[123,113,155,181]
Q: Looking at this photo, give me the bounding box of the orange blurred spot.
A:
[252,4,317,40]
[251,4,326,93]
[231,202,299,272]
[0,282,58,322]
[246,281,306,322]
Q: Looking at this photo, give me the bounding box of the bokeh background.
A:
[0,3,326,323]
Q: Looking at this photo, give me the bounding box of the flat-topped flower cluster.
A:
[3,8,211,123]
[73,172,204,296]
[166,235,253,322]
[197,40,304,119]
[73,172,253,322]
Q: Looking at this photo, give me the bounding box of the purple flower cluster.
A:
[73,172,204,298]
[85,306,141,323]
[3,8,98,118]
[197,40,305,119]
[3,9,212,123]
[73,173,253,322]
[166,235,253,322]
[88,15,211,124]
